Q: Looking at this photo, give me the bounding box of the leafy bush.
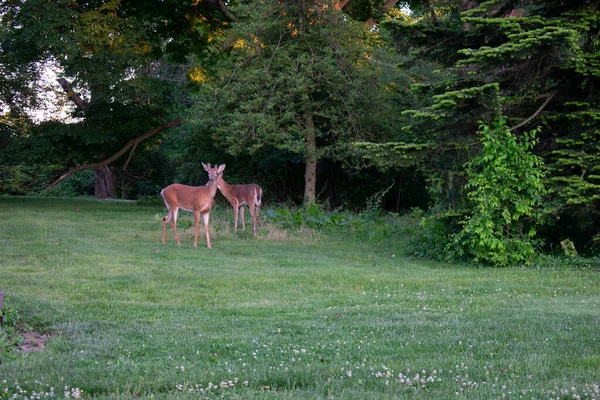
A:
[449,118,547,266]
[408,207,465,261]
[0,164,95,197]
[38,168,95,197]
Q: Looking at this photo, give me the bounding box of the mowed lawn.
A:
[0,197,598,399]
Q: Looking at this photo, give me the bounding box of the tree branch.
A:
[365,0,399,26]
[56,78,89,112]
[334,0,350,10]
[53,77,184,188]
[48,118,184,188]
[215,0,240,22]
[509,90,559,131]
[123,142,138,173]
[425,0,439,24]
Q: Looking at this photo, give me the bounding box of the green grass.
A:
[0,197,598,399]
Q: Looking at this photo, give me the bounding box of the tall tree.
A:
[0,0,230,197]
[188,0,392,204]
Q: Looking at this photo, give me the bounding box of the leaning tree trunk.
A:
[56,78,184,199]
[94,166,117,199]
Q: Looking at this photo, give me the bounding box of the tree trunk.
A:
[94,166,117,199]
[424,0,439,24]
[304,113,317,205]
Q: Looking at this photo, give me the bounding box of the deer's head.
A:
[202,163,226,184]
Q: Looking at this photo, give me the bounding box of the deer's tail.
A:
[255,187,262,207]
[161,189,171,222]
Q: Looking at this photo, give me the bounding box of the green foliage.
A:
[362,180,396,215]
[266,203,363,231]
[354,142,431,170]
[40,169,95,197]
[532,254,600,270]
[0,165,35,196]
[265,197,408,244]
[193,0,384,154]
[187,0,396,203]
[450,118,547,266]
[408,207,464,261]
[542,101,600,253]
[0,0,221,198]
[0,164,94,197]
[368,1,600,258]
[0,305,23,362]
[560,239,578,258]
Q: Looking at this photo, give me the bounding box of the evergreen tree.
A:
[366,0,600,254]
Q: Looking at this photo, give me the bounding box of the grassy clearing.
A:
[0,197,598,399]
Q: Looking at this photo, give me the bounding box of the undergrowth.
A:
[0,304,23,362]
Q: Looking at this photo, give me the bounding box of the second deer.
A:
[213,165,263,237]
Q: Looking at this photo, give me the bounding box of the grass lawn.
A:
[0,197,598,399]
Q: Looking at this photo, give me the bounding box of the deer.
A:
[160,163,224,248]
[212,165,263,237]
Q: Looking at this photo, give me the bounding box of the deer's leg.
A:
[162,210,172,244]
[240,206,246,231]
[233,204,239,231]
[203,212,212,248]
[170,208,181,245]
[255,202,261,228]
[193,211,200,248]
[255,188,262,227]
[248,202,257,237]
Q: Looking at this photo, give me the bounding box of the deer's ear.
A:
[201,162,208,171]
[218,164,226,172]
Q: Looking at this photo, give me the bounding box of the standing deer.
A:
[213,165,263,237]
[161,163,224,248]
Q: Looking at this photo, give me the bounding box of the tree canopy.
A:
[187,0,394,203]
[0,0,231,196]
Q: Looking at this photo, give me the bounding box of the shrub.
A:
[409,207,465,261]
[449,117,547,266]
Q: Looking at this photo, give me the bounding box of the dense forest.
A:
[1,0,599,263]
